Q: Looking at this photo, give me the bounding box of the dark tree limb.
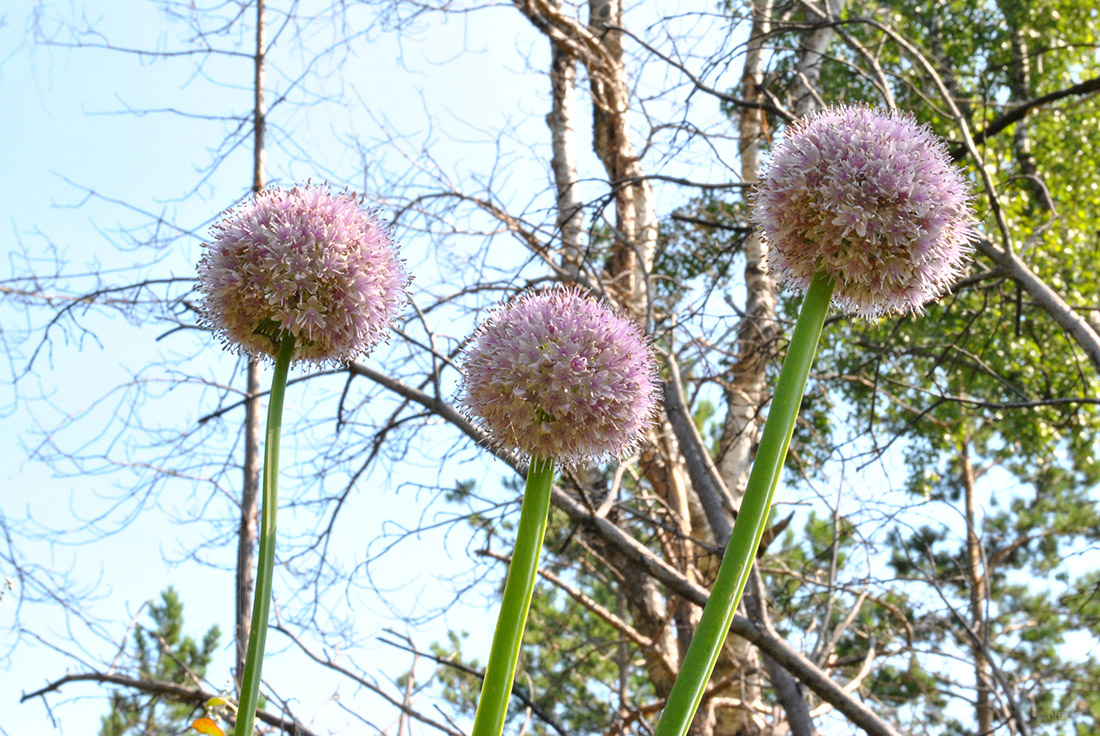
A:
[746,569,819,736]
[955,75,1100,159]
[974,237,1100,376]
[662,354,736,540]
[21,672,317,736]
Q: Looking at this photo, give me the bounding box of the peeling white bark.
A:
[586,0,657,321]
[546,4,585,279]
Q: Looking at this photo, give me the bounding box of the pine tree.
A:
[100,587,221,736]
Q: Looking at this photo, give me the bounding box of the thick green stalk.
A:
[235,335,295,736]
[653,272,835,736]
[470,455,557,736]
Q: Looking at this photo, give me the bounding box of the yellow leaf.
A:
[204,696,237,712]
[192,717,225,736]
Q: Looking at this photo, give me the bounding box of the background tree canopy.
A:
[4,0,1098,735]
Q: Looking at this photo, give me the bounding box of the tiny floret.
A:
[752,105,979,319]
[460,286,660,467]
[197,185,409,365]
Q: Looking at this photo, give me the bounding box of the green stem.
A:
[653,271,835,736]
[470,455,557,736]
[235,335,295,736]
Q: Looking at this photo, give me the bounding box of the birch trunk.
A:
[521,0,856,731]
[546,14,585,280]
[712,1,847,731]
[716,0,775,510]
[709,2,776,728]
[586,0,657,321]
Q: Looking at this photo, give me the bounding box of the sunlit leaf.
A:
[191,717,225,736]
[204,696,237,712]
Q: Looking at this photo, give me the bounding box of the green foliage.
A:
[653,196,744,314]
[431,630,484,715]
[99,587,221,736]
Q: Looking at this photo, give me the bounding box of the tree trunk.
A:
[236,0,266,692]
[584,0,657,322]
[711,0,848,731]
[790,0,846,117]
[1001,3,1050,213]
[959,438,992,735]
[546,15,585,280]
[709,1,777,730]
[716,0,775,510]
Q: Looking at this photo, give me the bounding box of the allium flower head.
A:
[752,105,979,319]
[460,286,660,467]
[197,185,409,365]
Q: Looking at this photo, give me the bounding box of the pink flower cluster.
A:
[460,287,659,466]
[753,105,978,319]
[197,185,409,365]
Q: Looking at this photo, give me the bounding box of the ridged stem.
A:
[652,271,835,736]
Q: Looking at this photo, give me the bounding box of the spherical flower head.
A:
[197,185,409,365]
[460,286,660,467]
[752,105,979,319]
